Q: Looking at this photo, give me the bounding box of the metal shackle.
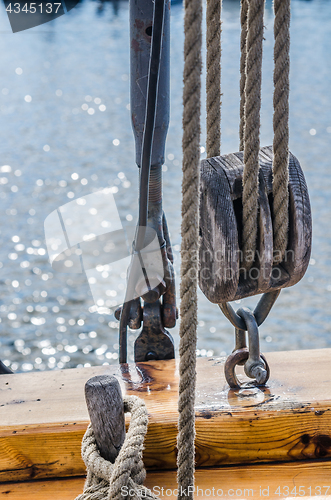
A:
[224,307,270,389]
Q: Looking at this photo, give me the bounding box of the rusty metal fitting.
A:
[224,348,270,389]
[115,298,143,330]
[224,307,269,389]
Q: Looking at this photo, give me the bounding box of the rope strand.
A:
[239,0,248,152]
[272,0,290,264]
[177,0,202,496]
[242,0,265,271]
[206,0,221,158]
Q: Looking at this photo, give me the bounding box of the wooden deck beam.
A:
[1,349,331,482]
[1,460,331,499]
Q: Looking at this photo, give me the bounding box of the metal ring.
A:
[218,289,281,330]
[224,348,270,389]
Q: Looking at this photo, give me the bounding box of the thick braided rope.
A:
[75,396,159,500]
[239,0,248,152]
[206,0,221,158]
[177,0,201,497]
[272,0,290,264]
[242,0,264,271]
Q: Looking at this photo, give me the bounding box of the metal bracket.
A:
[134,300,175,362]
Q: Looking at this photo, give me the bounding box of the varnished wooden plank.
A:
[1,349,331,482]
[145,461,331,499]
[0,477,85,499]
[1,460,331,499]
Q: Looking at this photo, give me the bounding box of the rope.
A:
[206,0,221,158]
[78,2,290,500]
[239,0,248,152]
[75,396,159,500]
[272,0,290,264]
[241,0,265,271]
[177,0,202,496]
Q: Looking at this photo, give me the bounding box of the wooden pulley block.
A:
[199,146,312,303]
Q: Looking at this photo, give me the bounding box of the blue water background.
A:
[0,0,330,371]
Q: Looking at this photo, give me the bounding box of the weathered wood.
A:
[1,350,331,483]
[85,375,125,463]
[1,459,331,499]
[134,300,175,362]
[199,146,312,303]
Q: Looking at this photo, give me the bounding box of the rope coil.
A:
[75,396,159,500]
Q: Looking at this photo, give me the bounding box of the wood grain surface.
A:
[85,375,125,462]
[1,460,331,499]
[1,349,331,483]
